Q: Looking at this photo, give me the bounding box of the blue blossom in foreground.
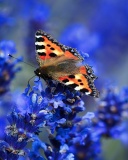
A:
[0,40,21,94]
[93,86,128,138]
[0,135,26,160]
[0,79,101,159]
[0,92,13,138]
[28,139,46,160]
[29,112,101,160]
[30,81,101,160]
[46,111,101,160]
[0,79,79,159]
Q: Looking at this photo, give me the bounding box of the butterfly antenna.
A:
[27,75,37,91]
[8,54,36,68]
[28,76,41,90]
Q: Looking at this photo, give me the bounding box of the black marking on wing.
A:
[68,75,75,78]
[84,75,99,98]
[80,88,89,93]
[49,53,57,57]
[66,47,84,60]
[85,65,98,81]
[68,83,79,89]
[36,37,44,42]
[62,79,69,83]
[36,45,45,50]
[78,79,82,82]
[50,47,55,50]
[38,52,46,56]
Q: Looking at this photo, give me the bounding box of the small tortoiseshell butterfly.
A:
[34,30,99,97]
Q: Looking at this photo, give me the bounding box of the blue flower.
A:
[33,111,100,160]
[0,76,100,159]
[28,139,46,160]
[0,135,26,160]
[93,86,128,138]
[0,40,21,94]
[0,40,16,56]
[29,80,101,160]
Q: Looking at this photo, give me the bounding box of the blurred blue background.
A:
[0,0,128,159]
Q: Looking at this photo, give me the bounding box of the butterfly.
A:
[34,30,99,98]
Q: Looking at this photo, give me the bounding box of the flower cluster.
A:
[0,80,101,160]
[93,86,128,138]
[0,40,21,94]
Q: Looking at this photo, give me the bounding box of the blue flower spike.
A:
[0,40,21,94]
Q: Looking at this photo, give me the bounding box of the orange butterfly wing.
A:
[35,30,64,60]
[35,30,99,98]
[58,65,99,97]
[35,30,83,65]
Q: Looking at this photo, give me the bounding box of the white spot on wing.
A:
[35,42,45,45]
[36,35,42,38]
[65,81,74,85]
[85,92,91,95]
[75,86,83,90]
[37,49,45,52]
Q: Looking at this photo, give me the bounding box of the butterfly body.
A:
[35,30,99,97]
[35,59,79,81]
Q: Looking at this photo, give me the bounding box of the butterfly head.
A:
[34,67,49,80]
[34,68,42,77]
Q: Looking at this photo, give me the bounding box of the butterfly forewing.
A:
[35,30,65,65]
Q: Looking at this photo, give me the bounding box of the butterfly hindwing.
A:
[58,73,99,97]
[79,65,97,81]
[57,65,99,97]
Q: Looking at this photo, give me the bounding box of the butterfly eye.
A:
[34,69,42,77]
[37,72,41,76]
